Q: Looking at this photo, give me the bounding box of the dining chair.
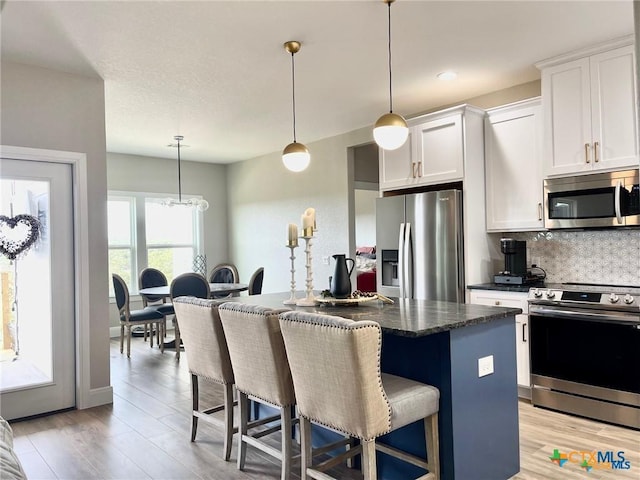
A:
[170,272,210,360]
[138,267,173,339]
[279,311,441,480]
[172,296,236,460]
[217,302,296,480]
[208,263,239,284]
[208,263,240,299]
[112,274,165,358]
[247,267,264,295]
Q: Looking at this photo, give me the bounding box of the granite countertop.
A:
[467,282,543,293]
[228,292,522,338]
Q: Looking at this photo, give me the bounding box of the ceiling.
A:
[1,1,635,164]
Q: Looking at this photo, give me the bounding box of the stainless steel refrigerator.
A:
[376,189,464,302]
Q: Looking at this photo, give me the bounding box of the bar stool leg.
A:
[237,392,249,470]
[280,405,293,480]
[223,383,234,461]
[190,374,199,442]
[424,414,440,479]
[300,416,312,480]
[361,439,377,480]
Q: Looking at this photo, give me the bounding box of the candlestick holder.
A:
[283,244,298,305]
[296,235,316,306]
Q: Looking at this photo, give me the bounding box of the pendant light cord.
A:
[387,0,393,114]
[291,51,298,143]
[176,138,182,202]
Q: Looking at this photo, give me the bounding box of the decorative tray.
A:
[314,294,394,306]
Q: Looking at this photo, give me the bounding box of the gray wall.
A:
[226,127,373,295]
[1,61,110,393]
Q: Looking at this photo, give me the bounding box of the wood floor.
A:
[7,337,640,480]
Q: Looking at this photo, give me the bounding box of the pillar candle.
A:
[302,213,313,230]
[287,223,298,247]
[304,207,316,230]
[301,213,313,237]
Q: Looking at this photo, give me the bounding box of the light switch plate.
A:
[478,355,494,377]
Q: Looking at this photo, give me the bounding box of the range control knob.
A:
[546,290,556,299]
[623,294,635,305]
[532,288,543,298]
[609,293,620,303]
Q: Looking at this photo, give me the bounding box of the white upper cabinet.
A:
[537,37,638,177]
[484,97,544,232]
[379,105,483,192]
[378,129,414,189]
[485,98,544,232]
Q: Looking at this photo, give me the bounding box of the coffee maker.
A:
[494,238,535,285]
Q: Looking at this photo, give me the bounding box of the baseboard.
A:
[86,386,113,408]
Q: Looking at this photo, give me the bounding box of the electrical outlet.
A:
[531,256,541,268]
[478,355,494,378]
[322,256,330,265]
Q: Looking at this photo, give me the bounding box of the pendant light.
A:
[373,0,408,151]
[282,40,310,172]
[164,135,209,211]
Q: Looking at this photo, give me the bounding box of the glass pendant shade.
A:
[374,112,409,150]
[282,141,311,172]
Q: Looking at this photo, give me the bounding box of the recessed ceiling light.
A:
[437,71,458,81]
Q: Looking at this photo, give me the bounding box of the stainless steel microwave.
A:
[544,169,640,229]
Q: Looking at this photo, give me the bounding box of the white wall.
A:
[1,61,110,400]
[227,127,373,294]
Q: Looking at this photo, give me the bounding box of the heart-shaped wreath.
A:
[0,214,42,260]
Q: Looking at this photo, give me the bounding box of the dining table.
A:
[138,282,248,298]
[139,282,249,349]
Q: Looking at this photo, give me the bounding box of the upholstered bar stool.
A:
[172,296,235,460]
[217,302,297,480]
[279,311,441,480]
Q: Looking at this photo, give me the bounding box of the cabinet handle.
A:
[537,203,543,221]
[522,323,527,343]
[418,161,423,178]
[594,141,599,162]
[494,300,501,306]
[584,143,590,163]
[412,162,418,178]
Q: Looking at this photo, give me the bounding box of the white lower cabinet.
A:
[469,290,530,396]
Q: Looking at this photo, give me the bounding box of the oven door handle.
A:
[530,306,640,325]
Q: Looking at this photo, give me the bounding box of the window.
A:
[108,192,203,296]
[107,196,135,295]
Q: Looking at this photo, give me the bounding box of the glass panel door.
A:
[0,159,75,419]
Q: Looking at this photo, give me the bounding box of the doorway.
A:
[0,158,76,419]
[349,142,379,293]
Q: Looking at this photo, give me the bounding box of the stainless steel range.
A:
[528,283,640,429]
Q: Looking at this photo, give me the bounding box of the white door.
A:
[0,158,75,419]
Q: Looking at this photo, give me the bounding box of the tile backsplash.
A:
[504,230,640,286]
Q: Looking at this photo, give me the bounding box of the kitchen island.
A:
[228,292,522,480]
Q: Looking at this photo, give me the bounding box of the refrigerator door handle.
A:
[404,222,412,299]
[398,223,406,297]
